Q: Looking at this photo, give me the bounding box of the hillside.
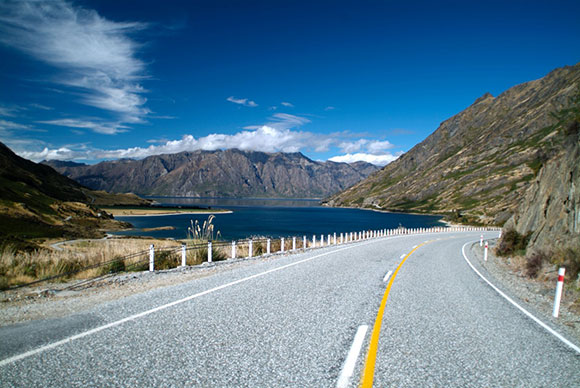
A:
[0,142,149,246]
[503,99,580,254]
[324,63,580,225]
[44,149,379,198]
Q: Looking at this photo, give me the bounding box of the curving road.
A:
[1,231,579,387]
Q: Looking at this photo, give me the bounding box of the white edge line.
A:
[1,240,383,367]
[383,270,393,282]
[461,242,580,355]
[336,325,368,388]
[400,254,405,259]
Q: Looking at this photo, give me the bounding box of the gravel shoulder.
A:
[0,253,287,327]
[468,239,580,344]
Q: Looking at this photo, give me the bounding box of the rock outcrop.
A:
[504,120,580,253]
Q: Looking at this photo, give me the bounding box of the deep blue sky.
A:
[0,0,579,165]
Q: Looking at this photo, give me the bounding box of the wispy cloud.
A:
[0,104,23,117]
[38,119,127,135]
[281,101,294,108]
[0,119,33,131]
[29,103,53,111]
[324,106,336,111]
[226,96,258,107]
[0,0,150,132]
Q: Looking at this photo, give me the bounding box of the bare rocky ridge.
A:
[324,63,580,225]
[504,119,580,253]
[44,149,379,198]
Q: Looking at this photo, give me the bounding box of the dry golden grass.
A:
[0,238,182,289]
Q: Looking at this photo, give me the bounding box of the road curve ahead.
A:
[1,232,579,387]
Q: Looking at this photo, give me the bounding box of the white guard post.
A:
[149,244,155,272]
[553,268,566,318]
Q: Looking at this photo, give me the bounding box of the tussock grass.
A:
[0,238,181,289]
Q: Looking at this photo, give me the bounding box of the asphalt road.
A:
[1,231,579,387]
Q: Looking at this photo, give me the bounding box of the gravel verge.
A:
[469,239,580,344]
[0,252,290,327]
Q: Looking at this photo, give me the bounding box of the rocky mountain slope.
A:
[503,99,579,254]
[325,63,580,225]
[44,149,379,198]
[0,142,148,246]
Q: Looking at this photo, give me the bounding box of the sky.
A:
[0,0,579,166]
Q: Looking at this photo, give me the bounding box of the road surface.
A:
[1,231,578,387]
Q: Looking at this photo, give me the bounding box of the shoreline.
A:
[103,208,233,217]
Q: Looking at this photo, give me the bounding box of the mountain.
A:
[503,98,580,253]
[0,142,149,246]
[44,149,380,198]
[324,63,580,225]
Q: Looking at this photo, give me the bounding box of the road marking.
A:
[412,245,417,249]
[359,242,427,388]
[0,239,385,367]
[382,270,393,282]
[461,242,580,355]
[336,325,368,388]
[399,254,405,259]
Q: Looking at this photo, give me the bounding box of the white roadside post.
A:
[313,235,316,248]
[321,234,324,247]
[181,244,187,267]
[208,241,213,263]
[334,232,337,245]
[149,244,155,272]
[328,234,331,246]
[231,241,236,259]
[292,236,296,251]
[553,268,566,318]
[303,236,307,250]
[267,238,271,255]
[281,237,285,253]
[499,230,502,238]
[484,241,488,262]
[480,234,483,247]
[248,239,253,258]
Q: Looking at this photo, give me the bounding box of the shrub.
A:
[525,251,548,278]
[496,229,531,257]
[155,250,180,270]
[552,246,580,282]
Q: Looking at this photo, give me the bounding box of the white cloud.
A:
[38,119,127,135]
[324,106,336,111]
[338,139,394,155]
[0,0,149,130]
[29,103,53,111]
[329,153,400,166]
[18,126,331,162]
[0,119,32,131]
[226,96,258,107]
[281,101,294,108]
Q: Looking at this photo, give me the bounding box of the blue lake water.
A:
[114,197,445,241]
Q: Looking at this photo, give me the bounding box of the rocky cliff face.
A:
[325,63,580,225]
[44,149,379,198]
[504,114,580,253]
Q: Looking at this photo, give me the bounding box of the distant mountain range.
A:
[325,63,580,226]
[44,149,379,198]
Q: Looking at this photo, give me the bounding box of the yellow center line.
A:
[359,241,429,388]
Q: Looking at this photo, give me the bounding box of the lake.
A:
[113,197,445,241]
